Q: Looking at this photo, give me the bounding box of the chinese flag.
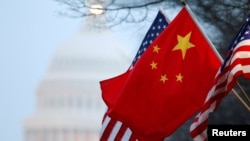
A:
[101,7,221,140]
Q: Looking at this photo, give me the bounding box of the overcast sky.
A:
[0,0,145,140]
[0,0,84,140]
[0,0,182,140]
[1,1,249,140]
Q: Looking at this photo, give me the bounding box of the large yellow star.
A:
[172,32,195,59]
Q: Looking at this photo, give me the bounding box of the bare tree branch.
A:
[54,0,167,20]
[54,0,250,51]
[53,1,250,140]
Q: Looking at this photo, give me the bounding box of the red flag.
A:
[101,10,169,112]
[100,7,221,140]
[190,11,250,141]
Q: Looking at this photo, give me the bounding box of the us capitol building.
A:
[23,2,133,141]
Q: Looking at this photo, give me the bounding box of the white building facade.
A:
[23,12,132,141]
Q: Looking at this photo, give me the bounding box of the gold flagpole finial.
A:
[181,0,187,6]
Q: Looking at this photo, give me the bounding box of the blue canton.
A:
[130,11,169,69]
[221,15,250,71]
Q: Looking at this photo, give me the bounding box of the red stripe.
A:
[190,75,237,140]
[102,112,108,124]
[190,94,223,138]
[230,58,250,71]
[100,118,117,141]
[232,45,250,55]
[190,119,208,138]
[190,69,234,140]
[190,31,250,141]
[114,124,127,140]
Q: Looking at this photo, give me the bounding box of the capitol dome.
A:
[47,19,132,80]
[23,12,133,141]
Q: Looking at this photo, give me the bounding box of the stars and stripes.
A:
[100,115,138,141]
[129,10,169,69]
[190,14,250,141]
[100,6,222,140]
[99,10,169,141]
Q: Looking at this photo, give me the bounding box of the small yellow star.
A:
[153,45,161,53]
[176,73,183,82]
[150,61,158,69]
[160,74,168,83]
[172,31,195,59]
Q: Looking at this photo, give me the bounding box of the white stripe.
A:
[193,129,207,141]
[228,64,250,83]
[193,135,204,141]
[108,121,122,141]
[191,70,232,140]
[205,69,231,103]
[214,85,226,96]
[204,70,227,103]
[191,39,250,141]
[190,102,216,131]
[216,71,228,85]
[204,85,216,103]
[100,116,111,138]
[121,128,132,141]
[227,65,238,85]
[190,113,201,131]
[242,65,250,73]
[234,39,250,50]
[230,64,249,76]
[231,51,250,63]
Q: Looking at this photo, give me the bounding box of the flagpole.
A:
[236,81,250,103]
[184,4,223,62]
[232,89,250,111]
[159,7,171,23]
[184,2,250,110]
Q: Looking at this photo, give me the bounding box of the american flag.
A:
[129,10,169,69]
[99,10,169,141]
[190,14,250,141]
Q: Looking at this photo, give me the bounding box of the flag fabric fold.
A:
[100,10,169,141]
[100,6,221,140]
[101,9,169,116]
[100,9,169,140]
[190,12,250,141]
